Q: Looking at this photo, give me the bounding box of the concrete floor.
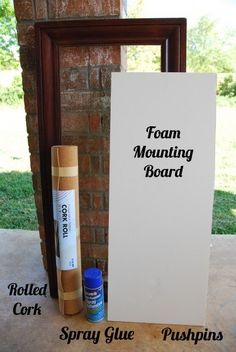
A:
[0,229,236,352]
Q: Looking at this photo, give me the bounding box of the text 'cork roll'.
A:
[51,145,83,315]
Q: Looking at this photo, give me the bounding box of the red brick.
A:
[103,155,110,174]
[61,91,109,111]
[79,154,91,175]
[80,227,94,243]
[89,67,100,90]
[32,173,42,192]
[95,92,111,111]
[48,0,120,17]
[34,192,43,213]
[82,258,96,271]
[17,23,35,47]
[28,134,39,153]
[101,111,110,135]
[95,227,105,243]
[82,0,103,16]
[26,114,38,135]
[89,112,101,134]
[62,137,109,153]
[80,176,109,191]
[102,0,120,16]
[77,137,109,153]
[80,193,91,209]
[60,47,89,68]
[36,208,44,227]
[35,1,48,19]
[22,71,37,92]
[83,0,120,16]
[39,225,45,240]
[91,156,101,174]
[15,1,124,272]
[92,193,104,210]
[104,229,108,243]
[101,65,120,90]
[81,243,108,259]
[24,94,37,114]
[20,46,36,70]
[14,0,33,20]
[61,111,89,133]
[80,210,108,227]
[104,191,109,211]
[61,91,90,110]
[48,0,83,18]
[60,68,88,91]
[96,259,107,274]
[30,153,40,173]
[89,46,121,65]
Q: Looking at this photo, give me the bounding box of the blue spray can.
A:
[84,268,105,322]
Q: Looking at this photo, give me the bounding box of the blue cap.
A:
[84,268,103,289]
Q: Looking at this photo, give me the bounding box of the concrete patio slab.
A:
[0,229,236,352]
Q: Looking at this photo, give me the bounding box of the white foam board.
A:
[108,73,216,325]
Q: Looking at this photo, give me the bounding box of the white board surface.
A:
[108,73,216,325]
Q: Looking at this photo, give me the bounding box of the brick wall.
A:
[13,0,125,275]
[60,45,121,274]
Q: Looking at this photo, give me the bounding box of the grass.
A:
[212,105,236,234]
[213,190,236,234]
[0,171,38,230]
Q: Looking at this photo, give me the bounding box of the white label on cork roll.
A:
[52,190,77,270]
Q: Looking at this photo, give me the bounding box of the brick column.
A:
[13,0,125,275]
[60,45,121,274]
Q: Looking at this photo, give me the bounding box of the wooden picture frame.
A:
[35,18,186,298]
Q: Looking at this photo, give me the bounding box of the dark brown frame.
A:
[35,18,186,298]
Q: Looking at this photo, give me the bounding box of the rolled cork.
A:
[51,145,83,315]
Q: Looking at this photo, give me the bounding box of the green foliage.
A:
[0,172,37,230]
[128,1,236,73]
[127,45,160,72]
[0,47,18,69]
[0,74,23,105]
[187,16,233,73]
[0,0,19,69]
[218,75,236,98]
[127,0,161,72]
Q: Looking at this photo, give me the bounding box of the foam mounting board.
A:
[108,73,216,325]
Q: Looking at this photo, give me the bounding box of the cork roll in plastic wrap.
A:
[51,145,83,315]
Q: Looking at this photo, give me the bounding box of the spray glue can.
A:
[84,268,105,322]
